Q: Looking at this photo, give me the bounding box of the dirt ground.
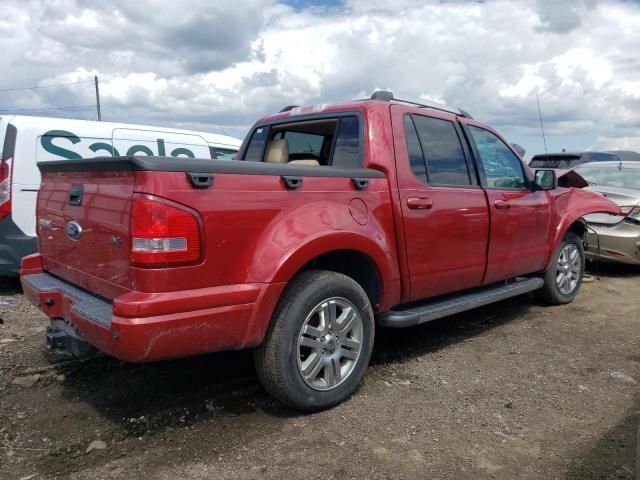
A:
[1,265,639,480]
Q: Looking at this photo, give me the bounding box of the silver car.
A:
[574,161,640,265]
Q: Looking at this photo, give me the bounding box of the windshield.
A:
[529,155,583,168]
[575,165,640,189]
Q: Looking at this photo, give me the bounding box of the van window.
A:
[210,147,237,160]
[2,124,17,161]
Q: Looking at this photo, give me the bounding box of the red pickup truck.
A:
[21,92,618,411]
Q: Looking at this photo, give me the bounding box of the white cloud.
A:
[0,0,638,154]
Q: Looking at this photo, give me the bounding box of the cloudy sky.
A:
[1,0,639,158]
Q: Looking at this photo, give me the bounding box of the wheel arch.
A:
[271,234,397,310]
[241,233,400,349]
[545,216,588,271]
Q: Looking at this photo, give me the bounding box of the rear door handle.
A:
[494,199,511,209]
[407,197,433,210]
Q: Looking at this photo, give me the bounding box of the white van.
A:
[0,115,242,276]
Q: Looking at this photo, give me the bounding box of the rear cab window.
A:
[241,114,362,167]
[529,155,582,169]
[589,152,621,162]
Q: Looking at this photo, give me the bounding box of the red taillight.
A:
[130,198,201,266]
[0,157,12,221]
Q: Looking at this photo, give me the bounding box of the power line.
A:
[0,80,94,93]
[0,105,96,113]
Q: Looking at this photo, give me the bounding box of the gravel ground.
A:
[0,265,639,480]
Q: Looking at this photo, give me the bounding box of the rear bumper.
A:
[0,216,37,277]
[21,268,285,362]
[585,221,640,265]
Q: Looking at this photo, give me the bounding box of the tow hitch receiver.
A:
[46,319,96,358]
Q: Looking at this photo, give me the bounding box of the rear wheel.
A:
[254,270,375,412]
[537,232,585,305]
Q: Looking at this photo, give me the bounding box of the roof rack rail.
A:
[279,105,299,113]
[369,90,473,119]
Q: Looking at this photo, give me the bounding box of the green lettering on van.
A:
[89,143,120,157]
[171,147,195,158]
[126,145,154,156]
[157,139,166,156]
[41,130,82,159]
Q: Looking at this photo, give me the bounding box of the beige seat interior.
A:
[265,139,320,166]
[289,159,320,165]
[265,139,289,164]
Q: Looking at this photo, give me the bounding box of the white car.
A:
[0,115,242,276]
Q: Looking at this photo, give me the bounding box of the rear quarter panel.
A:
[131,170,402,310]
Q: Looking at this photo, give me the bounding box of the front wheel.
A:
[254,270,375,412]
[536,232,585,305]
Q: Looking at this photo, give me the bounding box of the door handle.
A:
[494,199,511,209]
[407,197,433,210]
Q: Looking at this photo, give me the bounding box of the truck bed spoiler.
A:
[37,156,385,179]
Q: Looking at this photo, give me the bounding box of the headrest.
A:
[265,139,289,163]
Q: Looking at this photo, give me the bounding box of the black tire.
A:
[536,232,585,305]
[254,270,375,412]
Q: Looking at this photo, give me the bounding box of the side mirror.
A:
[534,169,557,190]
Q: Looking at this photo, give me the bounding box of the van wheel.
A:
[536,232,585,305]
[254,270,375,412]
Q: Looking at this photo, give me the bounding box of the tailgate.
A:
[37,169,134,299]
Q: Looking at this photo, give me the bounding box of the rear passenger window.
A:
[332,116,361,168]
[411,115,471,186]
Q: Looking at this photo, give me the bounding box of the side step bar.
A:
[377,277,544,328]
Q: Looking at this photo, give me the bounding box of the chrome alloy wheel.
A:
[556,243,581,295]
[296,297,363,391]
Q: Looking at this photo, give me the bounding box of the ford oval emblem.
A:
[65,220,83,241]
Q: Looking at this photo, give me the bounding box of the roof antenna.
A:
[217,124,228,136]
[536,94,549,157]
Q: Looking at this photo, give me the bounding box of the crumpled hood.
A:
[553,186,621,223]
[552,169,622,224]
[582,185,640,225]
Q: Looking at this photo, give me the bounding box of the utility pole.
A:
[94,75,102,121]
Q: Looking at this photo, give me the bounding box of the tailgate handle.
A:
[281,176,303,190]
[351,178,369,190]
[186,172,214,189]
[68,185,84,206]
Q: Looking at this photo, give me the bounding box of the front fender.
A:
[546,187,620,268]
